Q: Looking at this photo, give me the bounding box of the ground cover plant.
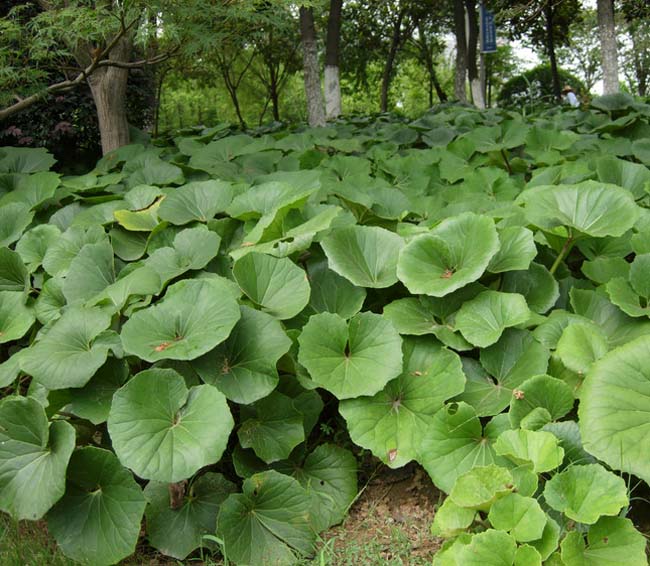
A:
[1,93,650,565]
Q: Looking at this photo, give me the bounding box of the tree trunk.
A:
[417,22,447,105]
[598,0,619,94]
[453,0,467,102]
[464,0,484,108]
[380,8,406,112]
[324,0,343,120]
[544,2,561,101]
[86,37,131,154]
[300,6,326,127]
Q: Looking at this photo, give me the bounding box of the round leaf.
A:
[145,473,236,559]
[321,224,404,288]
[47,447,146,566]
[190,305,291,404]
[339,337,465,467]
[517,181,640,237]
[298,312,403,399]
[494,429,564,473]
[121,278,240,362]
[579,335,650,484]
[509,375,574,428]
[543,464,628,524]
[488,493,547,542]
[20,306,112,389]
[450,465,514,511]
[397,212,499,296]
[459,529,517,566]
[455,291,530,348]
[233,252,310,320]
[501,263,559,314]
[0,397,75,520]
[487,226,537,273]
[216,470,316,566]
[0,291,34,343]
[157,180,234,225]
[108,368,234,482]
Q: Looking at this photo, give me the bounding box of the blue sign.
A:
[481,4,497,53]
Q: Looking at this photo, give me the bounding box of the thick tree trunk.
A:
[544,2,561,101]
[464,0,484,108]
[86,37,132,154]
[324,0,342,120]
[299,6,325,127]
[598,0,619,94]
[453,0,467,102]
[380,9,406,113]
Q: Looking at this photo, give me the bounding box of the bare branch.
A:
[96,46,180,69]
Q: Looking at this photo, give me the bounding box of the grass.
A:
[0,466,441,566]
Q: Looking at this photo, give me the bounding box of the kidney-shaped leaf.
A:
[20,306,112,389]
[0,291,34,344]
[157,180,233,225]
[0,396,75,520]
[495,429,564,473]
[121,278,240,362]
[339,337,465,468]
[298,312,403,399]
[488,493,547,542]
[321,225,404,288]
[47,447,146,566]
[108,368,234,482]
[543,464,628,524]
[579,335,650,484]
[217,470,316,566]
[397,212,499,297]
[191,305,291,404]
[145,472,236,559]
[449,465,514,511]
[233,252,310,320]
[517,181,640,237]
[455,291,530,348]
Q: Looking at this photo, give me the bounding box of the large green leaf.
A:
[509,375,574,428]
[397,212,499,296]
[216,470,316,566]
[276,444,357,533]
[108,368,234,482]
[47,447,146,566]
[487,226,537,273]
[339,337,465,467]
[157,180,234,224]
[237,391,305,463]
[233,252,310,320]
[0,396,75,520]
[449,465,514,511]
[190,305,291,404]
[517,181,640,237]
[455,291,530,348]
[298,311,403,399]
[0,171,59,209]
[304,259,366,319]
[560,517,648,566]
[144,473,236,559]
[487,493,547,542]
[121,278,240,362]
[418,402,504,493]
[62,241,115,304]
[555,323,609,374]
[0,202,34,247]
[0,247,29,291]
[0,291,34,343]
[457,329,549,416]
[579,335,650,484]
[494,429,564,473]
[501,263,559,314]
[15,224,61,271]
[0,147,56,173]
[20,306,112,389]
[321,225,404,288]
[543,464,628,524]
[42,225,107,277]
[457,530,518,566]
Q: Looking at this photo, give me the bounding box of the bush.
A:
[497,64,586,109]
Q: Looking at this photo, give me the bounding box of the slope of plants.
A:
[1,93,650,565]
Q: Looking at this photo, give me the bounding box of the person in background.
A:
[562,85,580,107]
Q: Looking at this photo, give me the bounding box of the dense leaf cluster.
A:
[1,94,650,564]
